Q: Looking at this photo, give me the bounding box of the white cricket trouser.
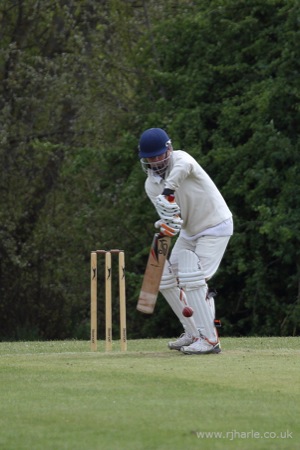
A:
[169,234,231,280]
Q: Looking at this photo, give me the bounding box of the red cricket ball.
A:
[182,306,194,317]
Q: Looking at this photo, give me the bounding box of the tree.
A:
[0,0,141,339]
[127,0,300,336]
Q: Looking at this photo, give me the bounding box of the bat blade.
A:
[137,233,171,314]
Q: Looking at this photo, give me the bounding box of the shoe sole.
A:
[181,346,221,355]
[168,342,194,351]
[168,344,188,351]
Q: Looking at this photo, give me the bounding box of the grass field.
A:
[0,337,299,450]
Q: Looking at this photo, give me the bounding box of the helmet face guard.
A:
[140,150,172,177]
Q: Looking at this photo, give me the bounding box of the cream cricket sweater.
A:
[145,150,232,237]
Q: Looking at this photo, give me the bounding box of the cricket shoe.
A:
[180,337,221,355]
[168,332,193,351]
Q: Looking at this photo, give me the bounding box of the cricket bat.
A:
[136,233,171,314]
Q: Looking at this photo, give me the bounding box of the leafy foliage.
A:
[0,0,299,340]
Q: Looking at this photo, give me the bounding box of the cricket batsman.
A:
[138,128,233,354]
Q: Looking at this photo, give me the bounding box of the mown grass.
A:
[0,337,299,450]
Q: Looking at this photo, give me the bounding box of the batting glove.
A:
[155,216,183,237]
[155,194,180,220]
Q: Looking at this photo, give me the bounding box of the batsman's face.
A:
[146,150,171,175]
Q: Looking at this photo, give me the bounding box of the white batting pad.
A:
[207,290,216,318]
[178,250,218,343]
[160,264,199,338]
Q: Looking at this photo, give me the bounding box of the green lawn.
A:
[0,338,299,450]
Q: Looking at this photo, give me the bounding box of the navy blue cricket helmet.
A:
[138,128,171,159]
